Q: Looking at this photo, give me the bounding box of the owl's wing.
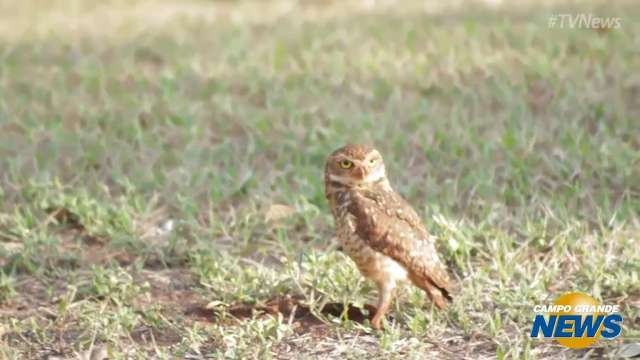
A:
[348,189,452,307]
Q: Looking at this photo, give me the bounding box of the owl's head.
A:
[324,144,388,194]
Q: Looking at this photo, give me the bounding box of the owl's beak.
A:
[353,166,366,181]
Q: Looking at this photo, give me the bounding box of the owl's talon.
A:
[371,316,384,329]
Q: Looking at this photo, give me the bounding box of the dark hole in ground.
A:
[45,207,85,231]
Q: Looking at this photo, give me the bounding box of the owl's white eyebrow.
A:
[336,157,364,166]
[363,151,381,162]
[336,157,355,163]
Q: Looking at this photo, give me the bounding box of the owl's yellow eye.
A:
[339,160,353,169]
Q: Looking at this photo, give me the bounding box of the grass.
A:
[0,0,639,358]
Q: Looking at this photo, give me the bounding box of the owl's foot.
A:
[371,313,385,329]
[370,283,395,329]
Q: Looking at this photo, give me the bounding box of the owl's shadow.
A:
[194,295,378,326]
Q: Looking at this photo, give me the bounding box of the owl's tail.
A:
[408,273,452,309]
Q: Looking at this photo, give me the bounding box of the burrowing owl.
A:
[324,144,452,329]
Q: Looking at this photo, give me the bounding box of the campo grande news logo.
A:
[530,292,623,348]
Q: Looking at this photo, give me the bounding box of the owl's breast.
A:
[335,210,407,284]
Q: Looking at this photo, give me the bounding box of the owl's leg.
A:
[371,281,396,329]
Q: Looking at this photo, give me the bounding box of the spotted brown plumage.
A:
[348,189,452,308]
[324,144,452,329]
